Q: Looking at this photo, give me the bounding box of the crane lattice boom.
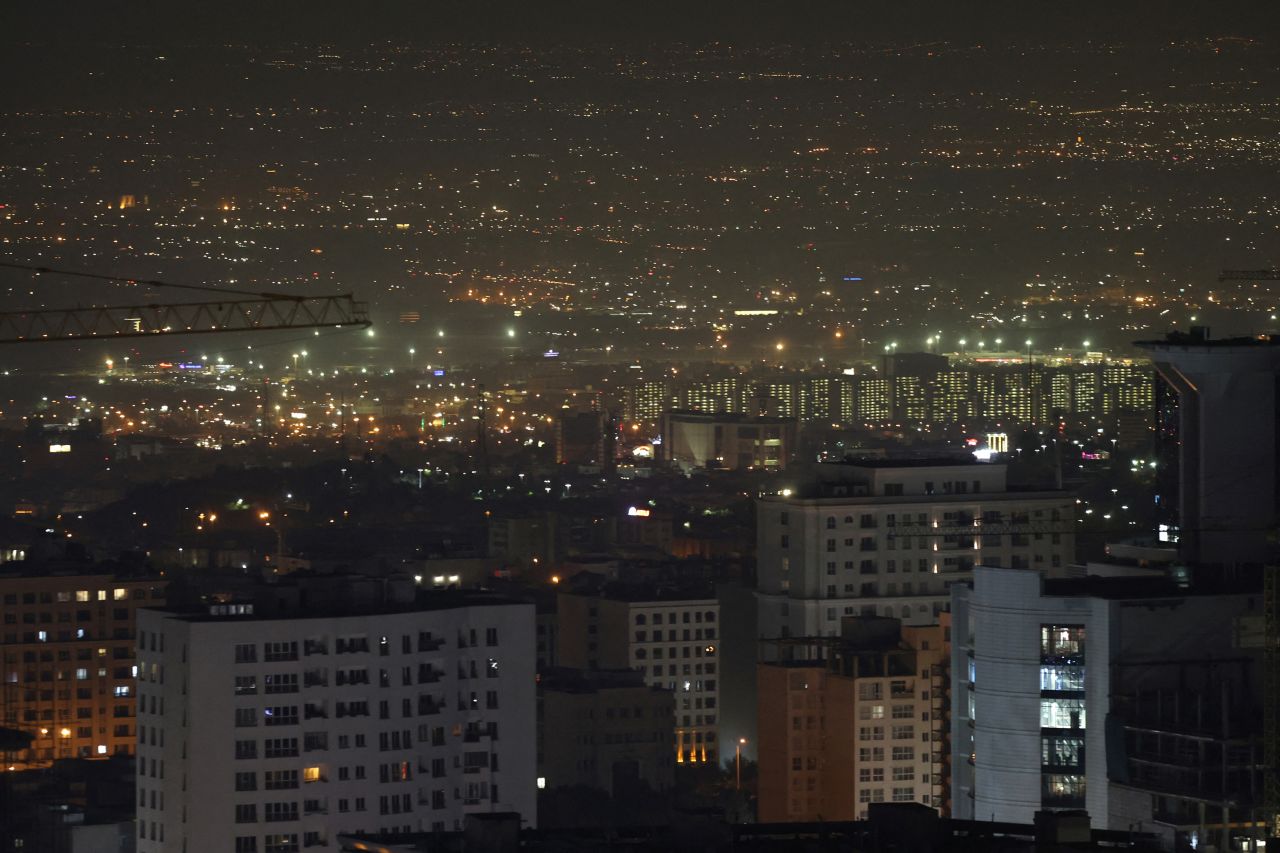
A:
[0,294,369,343]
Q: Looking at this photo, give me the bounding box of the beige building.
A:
[757,617,950,823]
[557,582,720,765]
[757,460,1074,636]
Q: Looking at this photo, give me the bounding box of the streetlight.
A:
[292,353,300,375]
[736,738,748,790]
[409,347,416,370]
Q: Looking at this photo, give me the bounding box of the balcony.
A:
[304,704,327,720]
[418,636,445,652]
[303,670,328,688]
[303,640,327,656]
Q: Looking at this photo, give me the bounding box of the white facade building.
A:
[950,566,1108,827]
[757,461,1073,637]
[135,591,536,853]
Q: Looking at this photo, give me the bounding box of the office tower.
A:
[658,411,795,472]
[556,582,721,765]
[135,581,536,852]
[951,566,1265,848]
[1137,330,1280,564]
[757,460,1073,638]
[0,565,166,769]
[757,617,949,823]
[536,668,675,795]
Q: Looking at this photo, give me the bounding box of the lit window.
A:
[113,588,127,601]
[303,766,322,783]
[75,591,90,602]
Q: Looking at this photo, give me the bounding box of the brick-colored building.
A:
[757,616,950,823]
[0,566,166,768]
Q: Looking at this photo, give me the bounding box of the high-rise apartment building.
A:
[135,580,536,853]
[757,617,949,823]
[557,582,721,765]
[0,565,166,769]
[623,380,673,422]
[757,460,1073,637]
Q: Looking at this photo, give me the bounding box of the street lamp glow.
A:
[507,328,516,339]
[775,342,784,352]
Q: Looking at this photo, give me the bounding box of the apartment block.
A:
[557,581,720,765]
[537,667,675,796]
[134,579,536,853]
[0,565,167,769]
[757,617,949,823]
[757,460,1073,637]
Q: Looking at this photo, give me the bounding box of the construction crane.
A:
[1218,269,1280,282]
[0,261,370,343]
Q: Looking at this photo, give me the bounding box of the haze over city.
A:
[0,3,1277,853]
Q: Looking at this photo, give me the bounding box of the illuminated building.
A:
[623,381,672,422]
[135,583,536,851]
[757,381,797,417]
[891,375,928,423]
[1072,368,1100,414]
[1100,363,1153,416]
[682,377,744,414]
[659,411,796,472]
[537,667,675,795]
[855,378,891,422]
[757,617,949,822]
[0,566,166,770]
[952,566,1265,847]
[931,370,971,424]
[756,460,1073,638]
[556,582,720,765]
[797,376,846,423]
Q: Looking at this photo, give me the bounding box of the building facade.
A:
[951,565,1266,849]
[756,461,1073,637]
[757,618,949,823]
[537,668,675,796]
[557,584,721,765]
[135,587,536,853]
[0,566,166,769]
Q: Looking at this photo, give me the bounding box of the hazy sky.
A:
[5,1,1279,48]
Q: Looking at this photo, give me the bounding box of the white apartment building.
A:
[757,461,1073,637]
[558,585,720,765]
[134,588,535,853]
